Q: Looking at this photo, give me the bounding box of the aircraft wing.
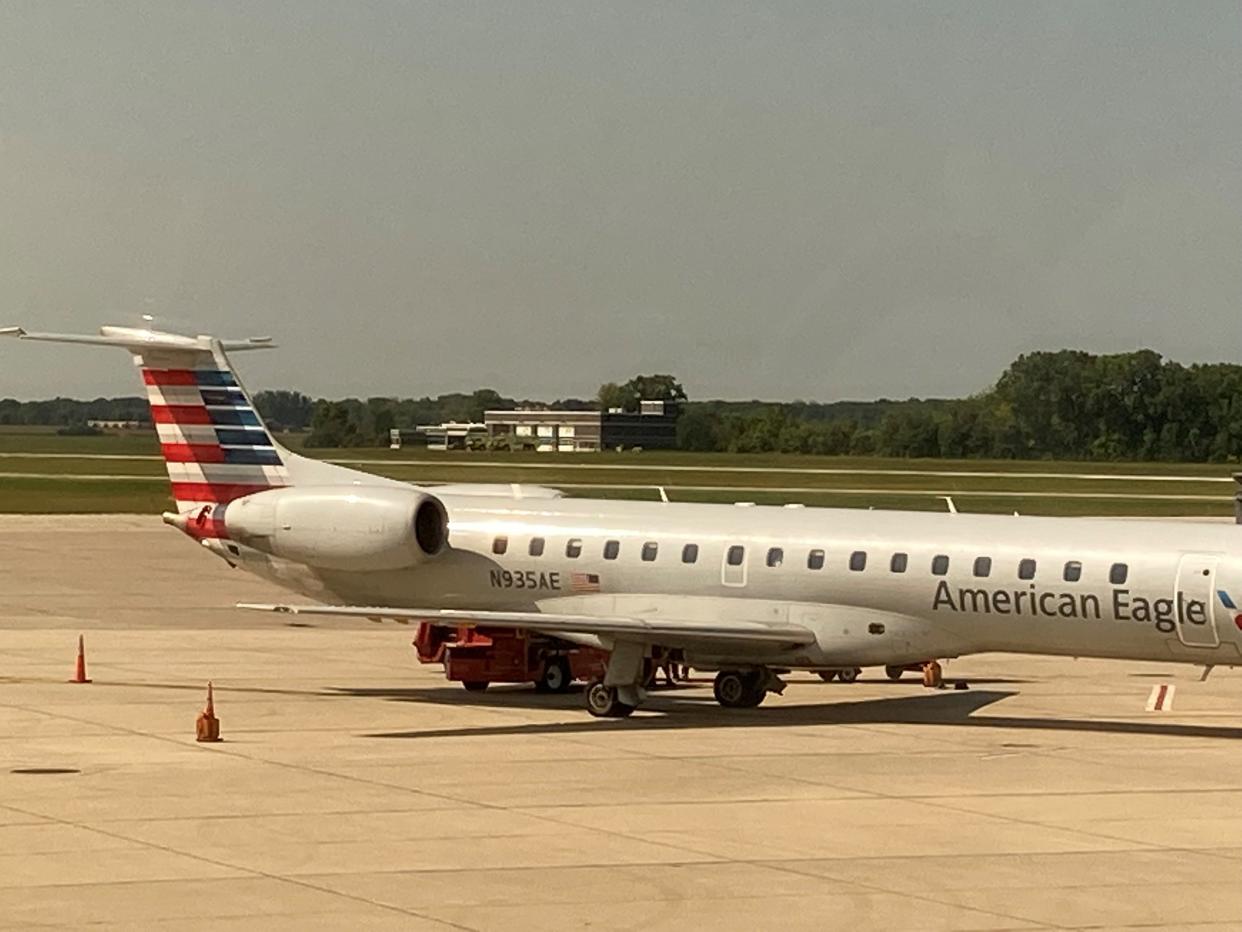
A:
[237,602,816,650]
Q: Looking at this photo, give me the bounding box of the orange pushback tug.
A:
[414,623,609,693]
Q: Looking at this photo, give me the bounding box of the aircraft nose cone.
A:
[1234,614,1242,631]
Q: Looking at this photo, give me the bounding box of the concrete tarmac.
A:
[4,516,1242,930]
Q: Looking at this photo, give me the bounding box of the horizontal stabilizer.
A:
[0,326,274,352]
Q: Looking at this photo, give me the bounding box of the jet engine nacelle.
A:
[219,485,449,572]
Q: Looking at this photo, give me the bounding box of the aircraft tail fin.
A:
[2,325,402,524]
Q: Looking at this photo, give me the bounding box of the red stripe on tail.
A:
[161,443,226,463]
[142,369,199,386]
[151,404,213,425]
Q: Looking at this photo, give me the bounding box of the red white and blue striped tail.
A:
[142,359,288,516]
[1,326,288,531]
[2,325,407,535]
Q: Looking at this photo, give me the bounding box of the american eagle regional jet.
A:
[6,325,1242,718]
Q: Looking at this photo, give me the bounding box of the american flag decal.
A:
[571,572,601,593]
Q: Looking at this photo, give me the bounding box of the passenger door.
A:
[1175,553,1221,648]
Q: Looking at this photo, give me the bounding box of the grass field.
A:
[0,427,1238,516]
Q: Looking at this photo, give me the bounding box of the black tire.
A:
[818,670,838,682]
[838,667,861,684]
[585,679,636,718]
[714,671,765,709]
[739,680,767,708]
[885,665,905,682]
[462,680,489,692]
[539,657,572,694]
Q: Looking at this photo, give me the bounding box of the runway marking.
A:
[0,472,1233,501]
[1146,683,1176,712]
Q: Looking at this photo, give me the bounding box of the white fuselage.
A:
[226,493,1242,671]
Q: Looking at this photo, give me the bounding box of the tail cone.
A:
[70,635,91,684]
[195,681,221,742]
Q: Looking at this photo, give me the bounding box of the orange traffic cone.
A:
[195,682,222,743]
[70,635,91,684]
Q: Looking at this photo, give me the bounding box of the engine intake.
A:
[219,485,448,572]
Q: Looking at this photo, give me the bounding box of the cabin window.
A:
[1110,562,1128,585]
[973,556,992,578]
[1063,560,1082,582]
[492,536,508,555]
[890,552,908,573]
[931,554,950,575]
[641,541,659,562]
[1018,558,1036,580]
[604,540,620,560]
[727,545,745,566]
[566,538,582,558]
[849,551,867,572]
[808,549,825,570]
[529,537,545,557]
[682,543,699,564]
[766,547,784,568]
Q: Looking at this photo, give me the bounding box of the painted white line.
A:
[0,453,1231,483]
[0,472,1232,503]
[1146,683,1176,712]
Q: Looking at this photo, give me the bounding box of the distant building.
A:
[484,402,679,452]
[484,410,602,452]
[413,421,487,451]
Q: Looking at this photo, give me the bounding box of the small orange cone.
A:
[70,635,91,684]
[195,682,222,743]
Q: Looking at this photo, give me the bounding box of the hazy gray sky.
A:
[2,2,1239,402]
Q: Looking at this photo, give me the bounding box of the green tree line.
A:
[8,350,1242,461]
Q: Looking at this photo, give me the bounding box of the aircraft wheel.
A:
[537,657,572,693]
[885,665,905,682]
[837,667,861,684]
[462,680,489,692]
[714,671,764,708]
[818,670,838,682]
[585,680,635,718]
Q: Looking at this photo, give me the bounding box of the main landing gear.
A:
[585,680,636,718]
[584,648,785,717]
[712,670,767,708]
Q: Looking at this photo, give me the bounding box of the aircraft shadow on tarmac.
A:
[327,685,1242,742]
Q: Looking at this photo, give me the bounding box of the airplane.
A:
[5,324,1242,718]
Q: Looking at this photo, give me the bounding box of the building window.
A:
[890,552,908,573]
[766,547,784,568]
[641,542,659,562]
[604,540,620,560]
[1018,558,1036,580]
[807,549,825,570]
[973,556,992,578]
[849,551,867,572]
[492,536,508,555]
[682,543,699,564]
[726,545,745,566]
[931,554,949,576]
[566,539,582,559]
[1064,560,1082,582]
[529,537,545,557]
[1110,562,1128,585]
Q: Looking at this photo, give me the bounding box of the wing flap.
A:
[237,602,816,648]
